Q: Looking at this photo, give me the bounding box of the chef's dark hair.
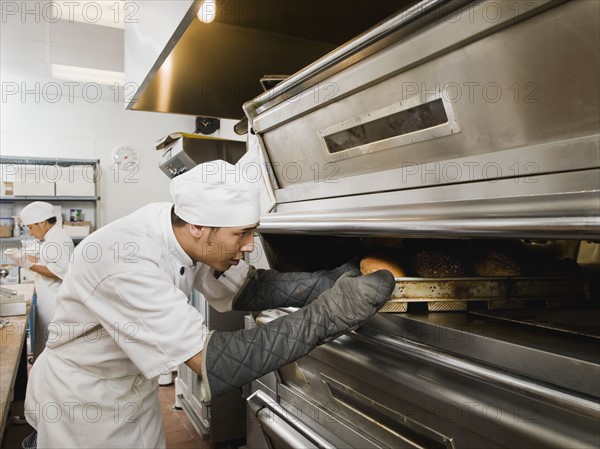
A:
[171,206,187,228]
[46,217,57,225]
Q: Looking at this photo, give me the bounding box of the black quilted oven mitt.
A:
[200,270,395,403]
[232,259,361,311]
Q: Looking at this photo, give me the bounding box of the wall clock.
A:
[111,145,139,164]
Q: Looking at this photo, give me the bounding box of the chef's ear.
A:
[189,224,206,238]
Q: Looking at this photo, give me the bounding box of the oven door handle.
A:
[247,390,336,449]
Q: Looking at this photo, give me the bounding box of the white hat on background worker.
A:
[170,158,260,227]
[20,201,56,225]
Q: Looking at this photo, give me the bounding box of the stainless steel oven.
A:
[242,0,600,447]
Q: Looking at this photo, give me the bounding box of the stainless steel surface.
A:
[242,0,599,447]
[124,1,194,109]
[247,0,566,133]
[278,323,600,448]
[258,173,600,238]
[176,290,246,444]
[375,312,600,395]
[176,388,209,438]
[247,390,339,449]
[469,309,600,339]
[125,1,410,118]
[156,134,246,178]
[245,0,599,224]
[245,0,460,118]
[277,384,420,449]
[245,377,277,449]
[270,135,599,206]
[247,387,385,449]
[0,287,18,296]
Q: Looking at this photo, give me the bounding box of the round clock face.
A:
[112,145,139,164]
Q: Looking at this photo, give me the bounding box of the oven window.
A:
[324,98,448,154]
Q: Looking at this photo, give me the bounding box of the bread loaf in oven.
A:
[360,255,406,278]
[474,249,522,276]
[414,250,464,278]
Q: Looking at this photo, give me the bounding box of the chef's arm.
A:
[10,253,61,280]
[185,351,203,376]
[196,270,395,404]
[26,262,61,280]
[232,259,361,311]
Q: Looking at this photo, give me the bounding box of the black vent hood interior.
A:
[125,0,415,119]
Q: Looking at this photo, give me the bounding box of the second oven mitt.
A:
[232,259,361,311]
[199,269,395,403]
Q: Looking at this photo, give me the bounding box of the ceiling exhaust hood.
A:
[124,0,414,120]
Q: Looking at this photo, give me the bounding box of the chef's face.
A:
[196,224,258,272]
[27,221,50,240]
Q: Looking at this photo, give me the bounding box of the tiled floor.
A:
[1,374,217,449]
[159,376,216,449]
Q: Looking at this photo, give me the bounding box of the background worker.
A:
[7,201,74,360]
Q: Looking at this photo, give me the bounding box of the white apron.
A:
[25,203,248,448]
[31,224,74,360]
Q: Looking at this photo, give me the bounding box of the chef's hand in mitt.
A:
[201,269,395,403]
[232,259,361,311]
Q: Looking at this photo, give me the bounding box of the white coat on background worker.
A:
[24,157,395,449]
[8,201,74,360]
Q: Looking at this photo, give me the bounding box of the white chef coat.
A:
[32,224,74,360]
[25,203,249,449]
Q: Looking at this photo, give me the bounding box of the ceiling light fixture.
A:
[197,0,216,23]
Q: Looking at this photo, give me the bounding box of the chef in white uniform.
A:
[24,158,395,448]
[24,159,259,449]
[8,201,74,360]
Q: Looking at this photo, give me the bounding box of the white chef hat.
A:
[170,158,260,227]
[20,201,56,225]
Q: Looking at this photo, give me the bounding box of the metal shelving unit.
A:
[0,156,100,245]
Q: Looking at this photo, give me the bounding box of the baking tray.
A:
[381,277,590,313]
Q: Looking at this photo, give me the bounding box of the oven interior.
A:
[245,233,600,449]
[256,232,600,336]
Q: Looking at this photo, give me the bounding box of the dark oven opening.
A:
[250,234,599,449]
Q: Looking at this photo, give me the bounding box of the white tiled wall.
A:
[1,1,243,226]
